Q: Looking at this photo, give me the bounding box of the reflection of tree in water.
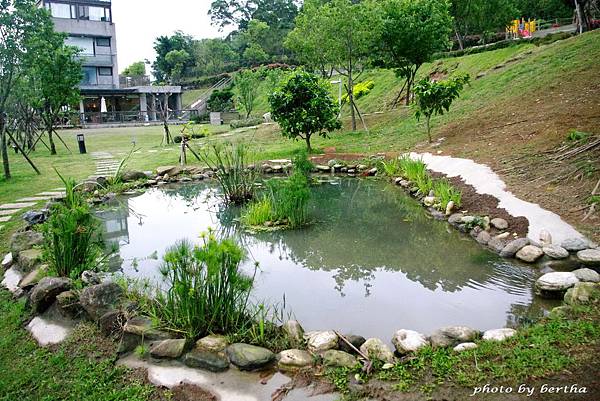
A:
[236,179,530,295]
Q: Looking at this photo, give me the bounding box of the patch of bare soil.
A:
[170,383,217,401]
[437,77,600,242]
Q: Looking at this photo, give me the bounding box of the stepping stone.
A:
[17,197,52,202]
[0,202,37,210]
[0,216,11,223]
[37,192,65,196]
[0,209,17,216]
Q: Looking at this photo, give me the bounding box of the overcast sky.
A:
[112,1,230,72]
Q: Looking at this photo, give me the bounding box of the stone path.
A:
[0,188,65,228]
[89,151,120,180]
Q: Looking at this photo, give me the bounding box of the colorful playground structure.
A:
[506,18,538,38]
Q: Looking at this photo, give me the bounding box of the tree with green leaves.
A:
[234,69,260,118]
[0,0,58,178]
[209,0,298,31]
[377,0,453,106]
[164,49,191,84]
[413,74,470,143]
[269,70,341,152]
[193,38,240,76]
[122,61,146,77]
[286,0,381,131]
[152,31,194,83]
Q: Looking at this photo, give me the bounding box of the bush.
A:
[42,175,102,279]
[432,178,462,209]
[230,117,263,129]
[207,88,234,112]
[173,132,207,143]
[151,236,255,339]
[342,80,374,104]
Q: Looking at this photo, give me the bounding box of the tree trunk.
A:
[0,114,11,179]
[47,121,57,155]
[305,134,312,153]
[455,27,464,50]
[405,73,413,106]
[163,120,171,145]
[426,116,432,143]
[348,72,356,131]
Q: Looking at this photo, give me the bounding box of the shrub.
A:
[173,132,207,143]
[207,88,234,112]
[42,174,102,279]
[398,155,428,182]
[292,149,314,177]
[200,142,257,205]
[342,80,374,104]
[432,178,462,209]
[150,236,254,339]
[380,159,403,176]
[230,117,263,129]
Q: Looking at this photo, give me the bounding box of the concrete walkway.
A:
[88,152,119,180]
[0,188,66,230]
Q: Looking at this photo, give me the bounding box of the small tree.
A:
[413,74,470,143]
[234,69,259,118]
[269,70,341,152]
[122,61,146,77]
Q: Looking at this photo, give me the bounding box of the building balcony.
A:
[78,54,114,67]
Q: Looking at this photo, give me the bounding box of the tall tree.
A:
[287,0,381,131]
[451,0,518,49]
[122,61,146,77]
[377,0,453,106]
[234,69,260,118]
[210,0,299,31]
[0,0,54,179]
[152,31,194,83]
[193,38,240,76]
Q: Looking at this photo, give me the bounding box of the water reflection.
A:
[97,179,558,339]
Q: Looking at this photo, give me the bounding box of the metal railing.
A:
[119,75,152,88]
[69,109,200,126]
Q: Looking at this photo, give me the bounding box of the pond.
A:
[97,178,557,341]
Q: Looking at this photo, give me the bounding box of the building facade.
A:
[38,0,185,126]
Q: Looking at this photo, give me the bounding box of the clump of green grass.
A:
[41,172,103,280]
[432,178,462,209]
[398,155,428,182]
[379,158,403,176]
[240,196,275,226]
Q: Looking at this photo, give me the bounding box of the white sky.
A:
[112,0,230,72]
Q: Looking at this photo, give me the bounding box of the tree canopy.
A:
[122,61,146,77]
[152,31,195,83]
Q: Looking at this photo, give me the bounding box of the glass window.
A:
[79,6,109,21]
[48,3,72,18]
[95,37,110,47]
[82,67,98,85]
[65,36,95,55]
[98,67,113,76]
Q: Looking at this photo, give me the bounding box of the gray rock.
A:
[30,277,72,313]
[490,218,508,230]
[123,316,172,340]
[488,237,508,253]
[277,349,313,371]
[453,342,478,352]
[226,343,275,371]
[538,229,553,246]
[499,238,530,258]
[98,310,125,337]
[121,170,147,182]
[22,210,48,226]
[17,249,43,272]
[542,245,569,259]
[576,249,600,265]
[81,270,102,285]
[196,334,228,353]
[516,245,544,263]
[359,338,395,363]
[476,231,491,245]
[564,282,598,305]
[282,320,304,346]
[482,328,517,342]
[306,331,338,353]
[448,213,463,225]
[338,334,366,354]
[430,326,479,348]
[322,350,358,368]
[156,165,179,176]
[445,201,455,216]
[184,349,229,372]
[561,238,591,252]
[1,253,13,269]
[19,265,47,289]
[316,165,331,173]
[149,339,188,359]
[572,268,600,283]
[392,329,429,354]
[79,282,123,320]
[423,196,436,207]
[460,215,476,225]
[367,168,378,176]
[535,272,579,297]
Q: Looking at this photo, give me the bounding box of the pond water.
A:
[97,178,556,340]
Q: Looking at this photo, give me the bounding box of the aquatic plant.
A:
[240,197,275,227]
[266,170,311,228]
[200,142,257,205]
[380,158,403,177]
[152,234,255,339]
[292,149,314,178]
[42,173,103,280]
[432,178,462,209]
[398,155,428,183]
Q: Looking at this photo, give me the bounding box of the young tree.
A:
[234,69,260,118]
[377,0,453,106]
[0,0,55,179]
[413,74,470,143]
[269,70,341,152]
[287,0,381,131]
[122,61,146,77]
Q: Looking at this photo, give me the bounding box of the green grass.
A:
[241,197,275,226]
[0,291,164,401]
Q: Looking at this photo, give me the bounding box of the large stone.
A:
[542,245,569,260]
[490,218,508,230]
[359,338,395,363]
[98,310,125,337]
[535,272,579,297]
[1,253,13,269]
[123,316,172,340]
[184,349,230,372]
[196,334,228,353]
[30,277,72,313]
[538,229,553,246]
[453,342,478,352]
[561,237,591,252]
[79,281,123,320]
[282,320,304,346]
[564,282,598,305]
[226,343,275,371]
[392,329,429,354]
[482,328,517,342]
[22,210,48,226]
[121,170,147,182]
[430,326,479,348]
[476,231,491,245]
[516,245,544,263]
[10,231,43,253]
[572,268,600,283]
[499,238,530,258]
[306,331,338,353]
[150,339,188,359]
[277,349,313,371]
[18,265,47,289]
[338,334,366,354]
[56,290,83,318]
[576,249,600,265]
[448,213,463,225]
[17,249,43,272]
[488,237,508,253]
[322,350,358,368]
[156,166,179,176]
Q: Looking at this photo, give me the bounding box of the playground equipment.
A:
[506,18,537,39]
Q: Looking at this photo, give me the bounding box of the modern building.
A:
[37,0,186,126]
